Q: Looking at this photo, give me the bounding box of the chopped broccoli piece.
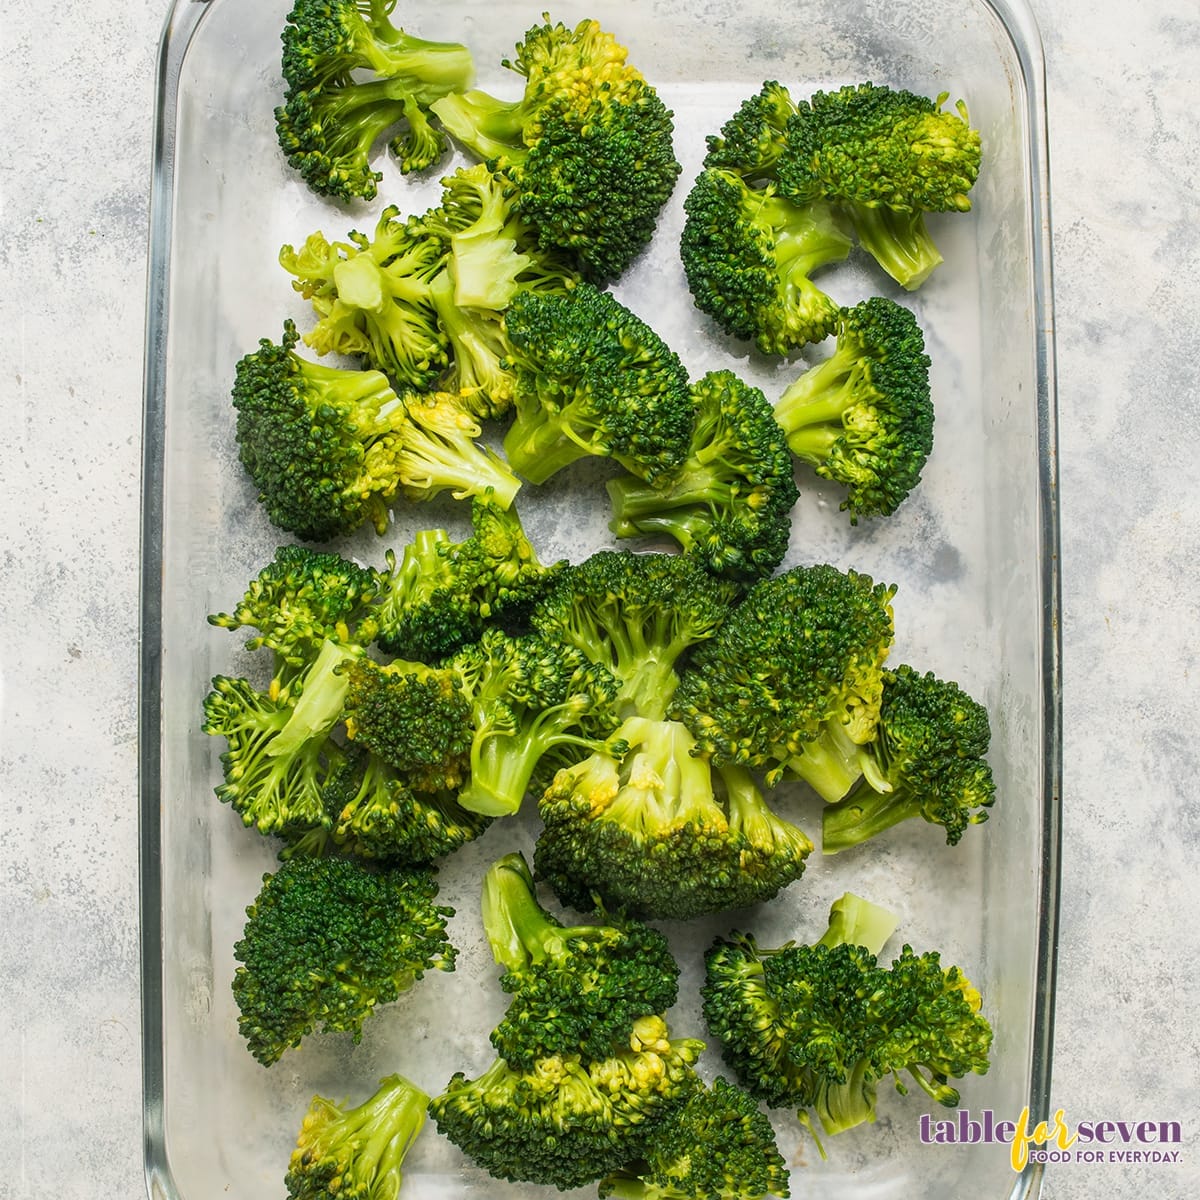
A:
[599,1076,791,1200]
[671,563,896,796]
[429,1015,704,1190]
[501,285,695,485]
[773,297,933,521]
[275,0,473,200]
[681,168,852,353]
[285,1072,428,1200]
[232,855,455,1065]
[822,665,996,852]
[704,81,798,182]
[608,370,799,580]
[430,17,680,282]
[481,852,679,1066]
[535,717,814,921]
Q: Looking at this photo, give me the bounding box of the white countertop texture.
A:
[1,0,1197,1197]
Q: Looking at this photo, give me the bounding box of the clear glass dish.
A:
[139,1,1061,1197]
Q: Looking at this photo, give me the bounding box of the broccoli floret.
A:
[202,638,363,836]
[303,742,493,864]
[821,665,996,852]
[232,855,455,1065]
[530,550,738,721]
[607,371,799,581]
[372,503,562,660]
[599,1076,791,1200]
[501,285,694,485]
[703,893,991,1144]
[430,17,680,282]
[481,852,679,1066]
[285,1072,428,1200]
[680,168,852,353]
[340,656,473,792]
[429,1016,704,1190]
[208,545,379,669]
[778,82,982,289]
[671,564,896,798]
[452,629,625,817]
[773,298,933,522]
[704,81,799,182]
[280,209,449,392]
[275,0,473,200]
[535,716,814,921]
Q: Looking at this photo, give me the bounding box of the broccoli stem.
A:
[429,90,531,163]
[821,779,926,854]
[772,351,865,461]
[812,1058,879,1137]
[815,892,898,956]
[268,639,362,758]
[606,467,729,547]
[481,853,553,970]
[772,197,853,283]
[719,762,814,860]
[845,203,944,291]
[783,718,864,803]
[501,408,600,484]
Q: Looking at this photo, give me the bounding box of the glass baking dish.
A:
[139,0,1060,1197]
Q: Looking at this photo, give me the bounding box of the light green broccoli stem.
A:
[719,762,814,860]
[816,892,898,957]
[821,781,927,854]
[846,203,943,291]
[773,351,869,463]
[399,405,521,509]
[772,196,853,286]
[295,353,399,416]
[783,716,866,802]
[810,1057,879,1137]
[268,639,362,758]
[501,405,605,485]
[459,696,603,816]
[429,90,532,164]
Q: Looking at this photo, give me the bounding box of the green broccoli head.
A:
[778,82,981,289]
[279,207,449,392]
[207,545,379,677]
[822,664,996,852]
[671,563,897,796]
[481,852,679,1067]
[704,81,799,182]
[599,1076,791,1200]
[232,855,455,1066]
[773,297,934,522]
[311,742,493,864]
[530,550,738,721]
[276,0,473,200]
[430,17,680,282]
[428,1015,704,1190]
[680,168,852,353]
[231,321,413,541]
[607,370,799,581]
[452,629,626,817]
[285,1071,429,1200]
[340,656,473,793]
[501,285,694,485]
[535,717,813,921]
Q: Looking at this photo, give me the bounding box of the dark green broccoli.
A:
[670,563,896,798]
[777,82,982,289]
[201,638,363,836]
[680,167,852,353]
[230,322,518,540]
[275,0,474,200]
[501,285,695,485]
[773,298,933,522]
[599,1076,791,1200]
[207,544,380,687]
[821,665,996,852]
[308,742,493,864]
[535,716,814,921]
[481,852,679,1066]
[607,370,799,581]
[429,1015,704,1190]
[452,629,626,817]
[704,81,799,182]
[703,893,991,1145]
[340,656,473,793]
[285,1072,428,1200]
[372,502,563,661]
[430,17,680,282]
[530,550,738,721]
[232,855,455,1065]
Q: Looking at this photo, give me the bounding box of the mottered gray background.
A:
[0,0,1197,1196]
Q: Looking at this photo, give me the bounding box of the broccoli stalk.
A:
[285,1072,429,1200]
